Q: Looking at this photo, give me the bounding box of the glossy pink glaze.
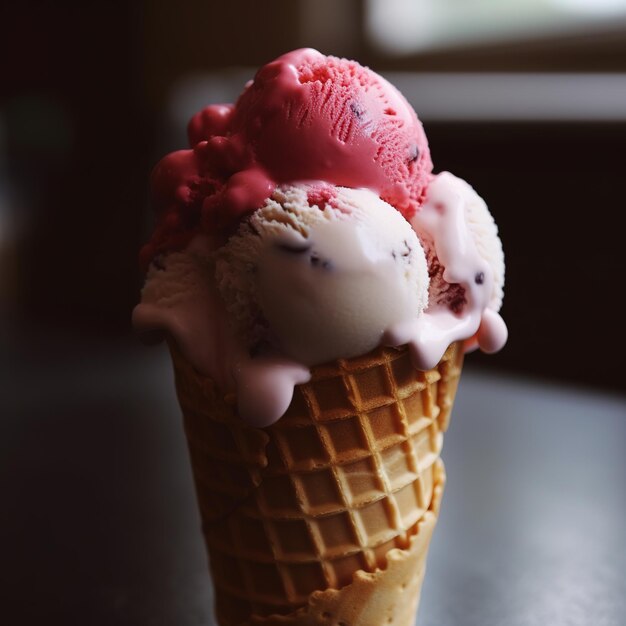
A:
[140,49,432,268]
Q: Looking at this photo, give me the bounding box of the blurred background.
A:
[2,1,625,625]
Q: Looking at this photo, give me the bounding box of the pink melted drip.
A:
[384,172,507,369]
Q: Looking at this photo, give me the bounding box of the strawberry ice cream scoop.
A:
[226,49,432,219]
[141,49,432,268]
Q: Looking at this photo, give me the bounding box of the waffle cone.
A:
[170,342,463,626]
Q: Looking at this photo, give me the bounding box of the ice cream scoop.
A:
[216,184,429,367]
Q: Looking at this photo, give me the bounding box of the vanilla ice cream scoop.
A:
[216,184,429,366]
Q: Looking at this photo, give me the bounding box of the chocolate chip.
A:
[311,253,332,270]
[350,102,364,119]
[276,241,311,254]
[408,144,419,163]
[475,272,485,285]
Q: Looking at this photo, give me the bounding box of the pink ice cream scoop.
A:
[141,49,432,269]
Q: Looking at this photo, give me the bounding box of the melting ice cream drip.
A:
[384,172,507,370]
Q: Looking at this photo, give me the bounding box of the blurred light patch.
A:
[554,0,626,12]
[366,0,626,53]
[384,72,626,121]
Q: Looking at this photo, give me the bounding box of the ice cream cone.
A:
[245,460,445,626]
[169,341,463,626]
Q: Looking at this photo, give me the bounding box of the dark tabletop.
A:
[3,336,625,625]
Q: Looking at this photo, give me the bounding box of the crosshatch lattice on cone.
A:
[171,342,463,626]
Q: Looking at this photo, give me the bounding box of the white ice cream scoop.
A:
[216,184,430,366]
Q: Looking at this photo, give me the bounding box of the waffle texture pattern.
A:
[171,343,463,625]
